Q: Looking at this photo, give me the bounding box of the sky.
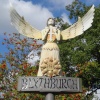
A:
[0,0,100,36]
[0,0,100,61]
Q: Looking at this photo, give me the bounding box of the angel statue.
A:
[10,5,95,77]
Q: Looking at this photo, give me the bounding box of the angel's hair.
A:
[47,18,55,26]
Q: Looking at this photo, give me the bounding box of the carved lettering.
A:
[39,78,44,87]
[73,79,78,89]
[44,78,50,88]
[51,78,56,88]
[33,78,39,88]
[67,79,74,89]
[28,77,34,88]
[18,77,82,92]
[62,79,67,89]
[22,78,28,89]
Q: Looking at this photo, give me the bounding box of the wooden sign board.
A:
[18,76,82,93]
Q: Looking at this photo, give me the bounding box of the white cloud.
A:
[48,0,75,10]
[0,0,54,36]
[0,0,73,36]
[27,50,40,66]
[46,0,74,24]
[0,0,16,34]
[61,13,72,25]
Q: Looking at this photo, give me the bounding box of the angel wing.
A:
[61,5,95,40]
[10,5,42,39]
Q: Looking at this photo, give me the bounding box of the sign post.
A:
[18,76,82,93]
[18,76,82,99]
[45,93,54,100]
[10,4,95,100]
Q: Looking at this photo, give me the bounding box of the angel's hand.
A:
[53,27,57,34]
[45,27,50,33]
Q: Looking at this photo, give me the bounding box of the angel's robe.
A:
[37,26,62,77]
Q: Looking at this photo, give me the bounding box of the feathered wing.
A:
[10,5,42,39]
[61,5,95,40]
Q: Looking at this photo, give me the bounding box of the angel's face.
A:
[47,18,55,26]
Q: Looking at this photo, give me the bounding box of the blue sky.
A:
[0,0,100,55]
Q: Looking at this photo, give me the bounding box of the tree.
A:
[0,33,44,100]
[58,0,100,99]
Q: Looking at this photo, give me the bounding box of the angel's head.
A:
[47,18,55,26]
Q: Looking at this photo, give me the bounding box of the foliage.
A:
[58,0,100,99]
[54,17,70,30]
[0,33,43,100]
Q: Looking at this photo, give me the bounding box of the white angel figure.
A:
[10,5,95,77]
